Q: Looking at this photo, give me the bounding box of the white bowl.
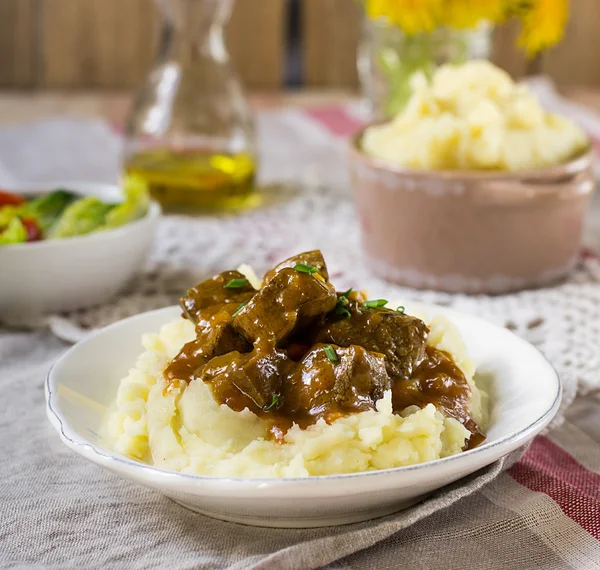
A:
[46,304,561,528]
[0,181,160,325]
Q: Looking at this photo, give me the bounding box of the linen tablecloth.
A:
[2,79,600,569]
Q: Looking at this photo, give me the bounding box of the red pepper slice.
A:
[21,217,42,242]
[0,190,26,207]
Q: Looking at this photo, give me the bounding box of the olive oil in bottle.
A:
[124,149,256,211]
[122,0,257,212]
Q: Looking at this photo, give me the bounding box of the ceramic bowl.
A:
[350,127,596,294]
[0,181,160,325]
[46,303,561,528]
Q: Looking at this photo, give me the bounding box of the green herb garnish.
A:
[324,345,338,363]
[335,305,351,318]
[224,278,249,289]
[396,305,405,314]
[334,296,351,318]
[333,288,352,319]
[263,394,279,411]
[363,299,388,309]
[232,302,246,317]
[294,263,319,274]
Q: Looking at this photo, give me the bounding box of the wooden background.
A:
[1,0,598,91]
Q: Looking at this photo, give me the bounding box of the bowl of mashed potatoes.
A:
[351,60,595,294]
[46,251,561,527]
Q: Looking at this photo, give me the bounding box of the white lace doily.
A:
[48,189,600,418]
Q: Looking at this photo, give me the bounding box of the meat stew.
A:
[164,250,484,448]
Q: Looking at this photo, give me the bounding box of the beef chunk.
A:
[193,302,253,349]
[198,346,292,410]
[282,344,390,421]
[263,250,330,284]
[181,270,255,325]
[171,271,254,383]
[393,346,484,449]
[234,268,337,345]
[313,301,429,380]
[165,303,251,382]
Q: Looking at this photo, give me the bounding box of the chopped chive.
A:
[224,278,249,289]
[342,288,353,298]
[333,291,351,319]
[294,263,319,274]
[396,305,405,314]
[232,302,246,317]
[363,299,388,309]
[334,304,351,318]
[333,296,352,318]
[324,345,338,363]
[263,394,279,411]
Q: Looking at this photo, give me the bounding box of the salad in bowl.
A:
[0,177,150,246]
[0,179,160,325]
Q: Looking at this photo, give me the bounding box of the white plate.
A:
[0,181,160,325]
[46,303,561,528]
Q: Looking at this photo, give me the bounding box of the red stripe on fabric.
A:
[303,106,365,137]
[509,436,600,539]
[110,121,124,134]
[581,247,600,261]
[526,437,600,499]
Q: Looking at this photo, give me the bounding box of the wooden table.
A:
[0,90,356,125]
[1,88,600,125]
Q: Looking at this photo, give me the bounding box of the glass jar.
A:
[358,18,493,120]
[123,0,256,212]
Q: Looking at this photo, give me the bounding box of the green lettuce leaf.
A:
[20,189,76,231]
[47,197,114,239]
[0,217,27,245]
[0,205,19,228]
[102,176,150,229]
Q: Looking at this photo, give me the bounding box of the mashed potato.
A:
[362,60,588,171]
[106,310,486,478]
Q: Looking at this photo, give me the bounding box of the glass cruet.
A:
[123,0,256,212]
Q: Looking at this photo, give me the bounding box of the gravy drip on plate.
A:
[163,251,484,448]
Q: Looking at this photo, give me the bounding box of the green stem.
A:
[374,26,473,117]
[378,32,436,117]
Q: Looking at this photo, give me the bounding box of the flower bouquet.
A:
[358,0,569,118]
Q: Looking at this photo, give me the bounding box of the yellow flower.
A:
[443,0,509,29]
[363,0,569,55]
[517,0,569,55]
[365,0,443,34]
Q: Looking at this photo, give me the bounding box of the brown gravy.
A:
[166,340,482,448]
